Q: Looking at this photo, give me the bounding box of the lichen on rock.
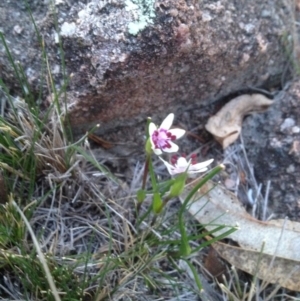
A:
[125,0,156,35]
[0,0,296,145]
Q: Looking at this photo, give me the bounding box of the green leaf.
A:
[179,227,191,257]
[169,173,187,198]
[152,192,163,214]
[137,189,146,204]
[145,137,152,155]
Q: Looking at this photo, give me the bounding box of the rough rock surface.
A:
[0,0,296,142]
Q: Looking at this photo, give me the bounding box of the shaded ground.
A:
[170,80,300,222]
[241,81,300,221]
[105,79,300,223]
[91,78,300,300]
[0,53,299,301]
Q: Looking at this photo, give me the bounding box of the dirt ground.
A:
[171,80,300,223]
[239,81,300,221]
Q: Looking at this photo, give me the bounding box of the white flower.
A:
[149,113,185,155]
[160,155,214,176]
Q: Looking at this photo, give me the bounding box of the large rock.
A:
[0,0,296,142]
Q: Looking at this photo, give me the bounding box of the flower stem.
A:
[142,155,150,190]
[137,154,151,215]
[178,164,225,256]
[161,195,172,210]
[150,214,158,227]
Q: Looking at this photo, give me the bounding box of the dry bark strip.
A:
[205,94,273,148]
[180,180,300,291]
[212,241,300,292]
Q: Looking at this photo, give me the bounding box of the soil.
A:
[241,81,300,221]
[169,80,300,223]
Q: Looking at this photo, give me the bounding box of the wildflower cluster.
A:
[138,113,214,215]
[148,113,213,176]
[138,113,222,259]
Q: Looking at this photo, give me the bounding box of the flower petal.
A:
[153,148,163,155]
[160,113,174,130]
[188,167,208,174]
[149,122,157,150]
[159,157,175,175]
[176,157,190,168]
[148,122,157,136]
[190,159,214,172]
[168,128,186,140]
[161,141,179,153]
[169,170,177,176]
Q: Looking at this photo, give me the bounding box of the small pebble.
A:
[202,12,212,22]
[13,25,23,34]
[270,137,282,148]
[286,164,295,174]
[292,126,300,134]
[289,140,300,155]
[261,10,271,17]
[280,118,295,132]
[224,178,236,190]
[60,22,76,37]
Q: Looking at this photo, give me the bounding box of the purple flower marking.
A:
[149,113,185,155]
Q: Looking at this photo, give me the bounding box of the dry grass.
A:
[0,89,213,300]
[1,89,299,301]
[0,9,300,301]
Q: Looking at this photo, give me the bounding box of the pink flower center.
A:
[190,154,197,165]
[171,155,178,165]
[152,129,176,150]
[171,154,198,165]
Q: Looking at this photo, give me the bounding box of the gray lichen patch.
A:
[125,0,156,35]
[60,22,76,37]
[72,1,142,80]
[66,0,157,81]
